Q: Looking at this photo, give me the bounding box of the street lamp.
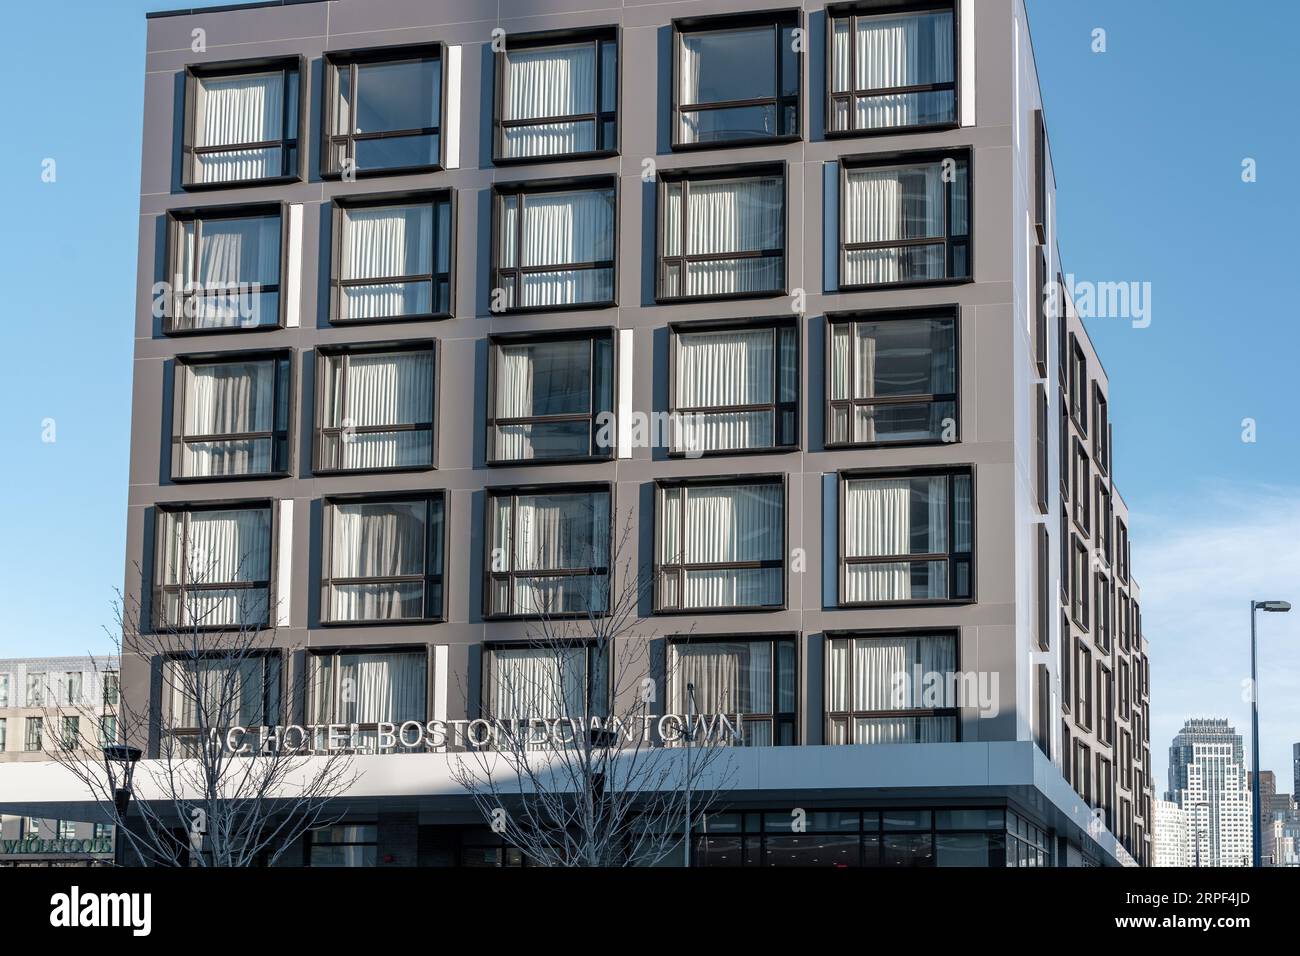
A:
[1250,599,1290,868]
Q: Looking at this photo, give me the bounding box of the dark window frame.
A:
[321,42,447,179]
[305,646,431,745]
[670,9,803,151]
[1060,608,1072,715]
[161,648,283,744]
[824,306,960,450]
[320,492,448,626]
[490,175,619,314]
[1035,383,1048,513]
[1036,523,1050,652]
[313,339,439,476]
[1094,571,1112,653]
[171,348,294,482]
[493,26,620,165]
[1071,437,1091,535]
[1068,335,1088,434]
[1073,638,1092,733]
[1091,383,1109,474]
[667,632,799,745]
[655,161,789,304]
[1034,246,1048,376]
[181,55,306,191]
[654,473,788,614]
[1069,535,1090,631]
[481,638,612,720]
[1096,478,1112,565]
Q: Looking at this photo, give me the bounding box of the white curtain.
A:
[163,509,271,627]
[677,484,782,609]
[326,351,433,469]
[670,177,783,296]
[673,642,771,717]
[843,165,945,285]
[825,635,956,744]
[844,476,948,602]
[852,11,953,129]
[340,204,433,319]
[170,657,264,729]
[194,72,286,182]
[181,361,275,476]
[495,494,609,614]
[675,329,774,452]
[502,43,597,158]
[185,214,281,329]
[504,189,614,308]
[842,320,955,442]
[488,647,586,721]
[310,652,426,744]
[493,339,590,461]
[329,501,428,621]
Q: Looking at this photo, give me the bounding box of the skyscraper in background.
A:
[1167,718,1252,867]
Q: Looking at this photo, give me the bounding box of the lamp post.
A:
[1250,599,1290,868]
[102,744,142,866]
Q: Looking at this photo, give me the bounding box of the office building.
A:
[1152,798,1189,868]
[1167,718,1252,868]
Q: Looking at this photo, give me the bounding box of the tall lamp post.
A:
[1250,600,1290,868]
[103,744,142,866]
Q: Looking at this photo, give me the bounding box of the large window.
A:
[483,644,609,722]
[332,193,453,322]
[672,12,800,148]
[827,3,956,134]
[1068,336,1088,433]
[172,352,291,479]
[827,312,956,446]
[183,57,302,188]
[1094,573,1112,652]
[1071,438,1091,533]
[1096,479,1113,564]
[655,478,785,612]
[26,674,45,707]
[310,824,378,867]
[493,181,616,311]
[658,168,785,301]
[165,205,282,333]
[487,487,611,617]
[317,343,436,473]
[1069,536,1089,630]
[324,45,443,176]
[671,319,798,455]
[154,503,273,630]
[1092,385,1109,473]
[839,469,972,605]
[670,636,796,745]
[495,31,618,162]
[323,495,445,624]
[309,649,427,750]
[165,654,279,749]
[487,331,614,464]
[1073,640,1092,731]
[825,632,959,743]
[839,152,969,288]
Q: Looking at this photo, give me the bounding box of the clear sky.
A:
[1,0,1297,794]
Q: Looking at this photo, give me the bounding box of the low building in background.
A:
[1152,798,1189,868]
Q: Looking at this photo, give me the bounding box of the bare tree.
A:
[46,551,358,867]
[451,508,738,867]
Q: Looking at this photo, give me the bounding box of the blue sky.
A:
[0,0,1297,793]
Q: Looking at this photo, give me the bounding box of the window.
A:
[1096,480,1112,564]
[1098,756,1114,825]
[103,671,120,706]
[1098,665,1114,746]
[309,649,428,750]
[1035,384,1048,512]
[173,352,292,479]
[1061,721,1071,778]
[1118,591,1131,652]
[493,180,616,311]
[62,672,83,706]
[1068,336,1087,433]
[1036,524,1050,652]
[825,632,959,743]
[1092,385,1109,474]
[826,312,956,447]
[827,3,956,134]
[61,716,80,749]
[1059,609,1071,714]
[1074,739,1091,803]
[0,673,7,707]
[672,319,798,454]
[1034,663,1050,755]
[1034,248,1048,376]
[839,152,970,288]
[672,12,800,148]
[670,636,796,745]
[658,167,785,301]
[182,57,302,188]
[25,717,43,752]
[1116,519,1129,583]
[1071,439,1090,534]
[0,718,6,752]
[332,193,453,322]
[1034,111,1048,239]
[1070,536,1089,629]
[100,716,118,747]
[58,820,76,840]
[165,654,279,748]
[154,503,273,630]
[94,823,115,842]
[323,495,445,624]
[656,478,785,612]
[495,31,618,162]
[317,343,436,473]
[1056,274,1069,389]
[164,205,283,334]
[483,643,609,722]
[26,673,45,707]
[1120,730,1133,791]
[1058,388,1070,499]
[840,469,972,605]
[1094,573,1112,652]
[310,824,378,867]
[324,44,443,176]
[487,330,614,464]
[1073,640,1092,731]
[486,486,611,617]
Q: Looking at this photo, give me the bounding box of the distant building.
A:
[1153,799,1189,867]
[1267,816,1300,867]
[1167,718,1252,867]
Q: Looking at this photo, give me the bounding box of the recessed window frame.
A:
[329,189,456,325]
[1094,571,1112,653]
[162,649,282,745]
[321,42,447,179]
[669,315,800,458]
[837,465,975,608]
[1069,535,1089,631]
[493,26,620,165]
[656,161,789,305]
[321,493,447,626]
[171,348,294,483]
[490,175,619,314]
[1096,478,1112,565]
[670,8,803,151]
[667,633,798,745]
[314,339,439,476]
[837,148,973,292]
[162,201,288,336]
[824,1,960,139]
[181,55,306,191]
[481,639,611,721]
[1071,438,1091,536]
[654,474,788,614]
[1068,335,1088,434]
[824,306,959,450]
[304,646,430,751]
[1092,383,1109,474]
[1073,639,1092,733]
